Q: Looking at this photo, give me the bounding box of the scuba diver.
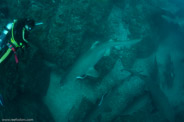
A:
[0,18,35,64]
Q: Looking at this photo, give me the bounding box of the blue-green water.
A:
[0,0,184,122]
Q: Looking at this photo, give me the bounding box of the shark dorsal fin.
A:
[90,41,100,49]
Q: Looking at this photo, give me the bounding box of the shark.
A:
[45,40,140,122]
[60,39,140,85]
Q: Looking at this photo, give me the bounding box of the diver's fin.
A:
[0,94,3,106]
[86,67,99,78]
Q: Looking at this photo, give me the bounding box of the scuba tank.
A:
[0,22,13,51]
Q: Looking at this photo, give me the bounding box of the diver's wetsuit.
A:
[0,19,34,64]
[13,19,31,47]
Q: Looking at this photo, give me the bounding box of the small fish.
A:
[98,94,105,106]
[35,22,44,26]
[98,92,109,107]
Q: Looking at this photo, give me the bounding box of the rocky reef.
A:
[0,0,184,122]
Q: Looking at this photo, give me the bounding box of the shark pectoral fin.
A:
[76,74,87,80]
[103,48,111,56]
[86,67,99,78]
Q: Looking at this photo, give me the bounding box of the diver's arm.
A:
[0,48,12,64]
[22,28,28,43]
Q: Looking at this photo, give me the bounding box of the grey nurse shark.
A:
[60,39,140,85]
[44,39,140,122]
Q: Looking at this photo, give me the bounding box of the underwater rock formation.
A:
[0,0,184,121]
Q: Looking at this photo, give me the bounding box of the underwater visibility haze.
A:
[0,0,184,122]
